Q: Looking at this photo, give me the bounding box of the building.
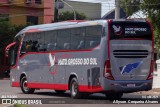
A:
[59,0,101,20]
[0,0,54,25]
[102,8,127,19]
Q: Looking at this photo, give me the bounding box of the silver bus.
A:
[8,19,154,99]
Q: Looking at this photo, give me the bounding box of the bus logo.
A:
[49,53,55,67]
[112,25,122,35]
[119,61,143,74]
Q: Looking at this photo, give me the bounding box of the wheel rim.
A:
[71,81,77,96]
[23,80,29,92]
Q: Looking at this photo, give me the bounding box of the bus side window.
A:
[23,32,45,53]
[57,30,70,50]
[47,43,56,51]
[45,31,57,51]
[71,27,85,50]
[77,41,84,49]
[64,43,70,50]
[36,32,45,51]
[20,41,27,55]
[85,26,102,49]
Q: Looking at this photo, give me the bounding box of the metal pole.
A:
[115,0,120,19]
[54,0,59,22]
[61,0,76,20]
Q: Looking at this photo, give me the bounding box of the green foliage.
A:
[14,104,26,107]
[140,0,160,50]
[0,21,27,61]
[121,0,141,16]
[58,11,87,21]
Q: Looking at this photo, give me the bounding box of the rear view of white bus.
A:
[103,19,154,98]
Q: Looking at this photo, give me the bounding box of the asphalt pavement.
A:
[0,79,160,107]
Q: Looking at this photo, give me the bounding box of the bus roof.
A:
[15,20,107,37]
[15,19,148,37]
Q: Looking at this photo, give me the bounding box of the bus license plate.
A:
[127,84,135,87]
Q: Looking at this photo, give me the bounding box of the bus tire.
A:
[70,78,82,99]
[20,76,35,94]
[55,90,66,94]
[105,93,123,100]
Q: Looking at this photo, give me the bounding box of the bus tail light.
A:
[147,60,154,80]
[103,60,114,80]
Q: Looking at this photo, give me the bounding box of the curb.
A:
[2,104,14,107]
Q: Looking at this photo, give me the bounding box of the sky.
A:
[69,0,115,17]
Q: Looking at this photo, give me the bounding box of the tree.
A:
[58,11,87,21]
[140,0,160,50]
[121,0,141,16]
[0,21,28,62]
[121,0,160,50]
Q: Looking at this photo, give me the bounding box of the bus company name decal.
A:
[125,27,147,35]
[58,58,97,66]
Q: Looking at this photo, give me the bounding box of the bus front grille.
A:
[113,50,149,58]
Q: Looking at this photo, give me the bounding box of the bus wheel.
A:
[70,78,82,99]
[55,90,66,94]
[20,76,35,94]
[105,93,123,100]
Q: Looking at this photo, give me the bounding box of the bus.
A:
[8,19,154,99]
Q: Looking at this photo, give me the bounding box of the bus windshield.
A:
[9,36,21,66]
[110,21,152,40]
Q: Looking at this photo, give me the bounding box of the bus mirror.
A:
[5,42,16,57]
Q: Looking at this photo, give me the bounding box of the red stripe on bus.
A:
[146,20,154,80]
[79,85,103,92]
[12,82,20,87]
[25,28,41,33]
[108,20,112,59]
[27,83,68,90]
[116,38,147,40]
[11,82,103,92]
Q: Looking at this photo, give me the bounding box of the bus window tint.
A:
[85,25,102,49]
[57,30,70,50]
[37,32,45,51]
[71,28,85,50]
[45,31,57,51]
[10,36,21,66]
[23,32,45,52]
[22,25,102,52]
[110,22,152,40]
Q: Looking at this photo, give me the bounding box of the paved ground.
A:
[0,71,160,107]
[0,80,160,107]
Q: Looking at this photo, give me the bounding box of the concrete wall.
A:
[0,0,54,25]
[59,1,101,19]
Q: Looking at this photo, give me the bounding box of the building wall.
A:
[44,0,54,23]
[0,0,54,25]
[59,1,101,19]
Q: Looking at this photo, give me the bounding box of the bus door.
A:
[19,32,50,83]
[8,36,22,83]
[109,21,153,81]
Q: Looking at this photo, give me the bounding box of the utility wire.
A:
[125,3,160,7]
